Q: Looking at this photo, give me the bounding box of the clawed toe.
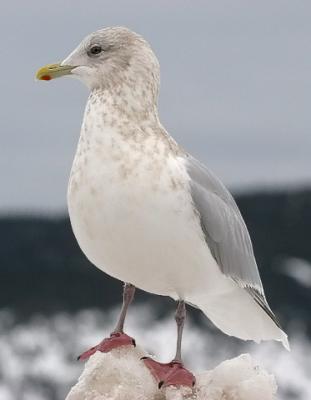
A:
[143,357,195,388]
[78,332,136,361]
[77,346,96,361]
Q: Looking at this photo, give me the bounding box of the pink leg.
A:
[143,301,195,388]
[78,283,136,361]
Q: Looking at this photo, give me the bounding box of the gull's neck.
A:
[82,80,160,137]
[77,81,180,161]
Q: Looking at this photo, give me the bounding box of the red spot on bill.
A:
[41,75,52,81]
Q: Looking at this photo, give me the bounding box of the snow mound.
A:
[65,346,277,400]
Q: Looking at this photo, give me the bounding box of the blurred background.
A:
[0,1,310,399]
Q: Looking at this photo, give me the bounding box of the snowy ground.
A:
[66,347,277,400]
[0,306,310,400]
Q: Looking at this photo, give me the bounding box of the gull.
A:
[36,26,289,388]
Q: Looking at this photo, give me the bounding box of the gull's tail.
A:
[187,283,290,350]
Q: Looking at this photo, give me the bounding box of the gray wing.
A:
[185,155,279,326]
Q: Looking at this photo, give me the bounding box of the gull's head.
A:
[36,27,160,93]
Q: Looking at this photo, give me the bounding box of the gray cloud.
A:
[0,0,310,212]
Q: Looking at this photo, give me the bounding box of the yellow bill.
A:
[36,63,75,81]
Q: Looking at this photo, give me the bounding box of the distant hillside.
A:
[1,188,310,330]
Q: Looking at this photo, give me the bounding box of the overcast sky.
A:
[1,0,310,213]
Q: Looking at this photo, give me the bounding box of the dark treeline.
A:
[1,188,310,331]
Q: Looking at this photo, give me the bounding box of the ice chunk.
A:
[65,346,277,400]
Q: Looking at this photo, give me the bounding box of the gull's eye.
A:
[88,44,102,57]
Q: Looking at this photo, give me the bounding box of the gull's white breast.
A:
[67,122,222,300]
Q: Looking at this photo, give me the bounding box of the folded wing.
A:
[185,155,280,327]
